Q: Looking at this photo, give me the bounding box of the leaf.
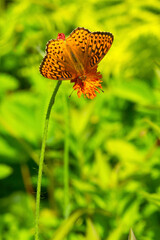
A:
[141,192,160,207]
[72,179,96,192]
[0,164,13,179]
[71,102,95,137]
[0,91,41,142]
[0,73,19,94]
[95,150,110,189]
[111,80,156,105]
[143,119,160,137]
[128,229,137,240]
[106,224,124,240]
[52,209,89,240]
[86,218,100,240]
[105,139,142,162]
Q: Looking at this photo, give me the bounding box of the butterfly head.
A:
[57,33,65,40]
[78,75,87,81]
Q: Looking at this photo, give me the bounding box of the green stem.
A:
[63,95,70,218]
[35,80,62,240]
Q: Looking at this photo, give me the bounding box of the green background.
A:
[0,0,160,239]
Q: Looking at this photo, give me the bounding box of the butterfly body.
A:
[65,42,85,76]
[40,27,114,99]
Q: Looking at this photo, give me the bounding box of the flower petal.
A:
[72,68,103,99]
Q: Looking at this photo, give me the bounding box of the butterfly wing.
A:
[40,39,77,80]
[85,31,114,71]
[66,28,114,73]
[66,27,91,75]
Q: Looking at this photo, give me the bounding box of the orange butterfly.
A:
[40,27,114,99]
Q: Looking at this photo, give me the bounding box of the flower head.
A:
[71,67,103,99]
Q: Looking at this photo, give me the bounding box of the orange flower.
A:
[71,67,103,99]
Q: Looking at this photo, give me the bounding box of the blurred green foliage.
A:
[0,0,160,239]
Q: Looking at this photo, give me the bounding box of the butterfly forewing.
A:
[67,28,90,55]
[66,28,91,74]
[86,32,114,71]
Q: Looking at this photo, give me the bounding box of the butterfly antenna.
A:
[97,87,104,93]
[69,89,75,98]
[36,45,45,57]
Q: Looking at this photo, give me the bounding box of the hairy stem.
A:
[63,95,70,218]
[35,81,62,240]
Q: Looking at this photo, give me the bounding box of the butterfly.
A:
[40,27,114,99]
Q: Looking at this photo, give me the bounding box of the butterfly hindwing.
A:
[40,54,74,80]
[40,39,77,80]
